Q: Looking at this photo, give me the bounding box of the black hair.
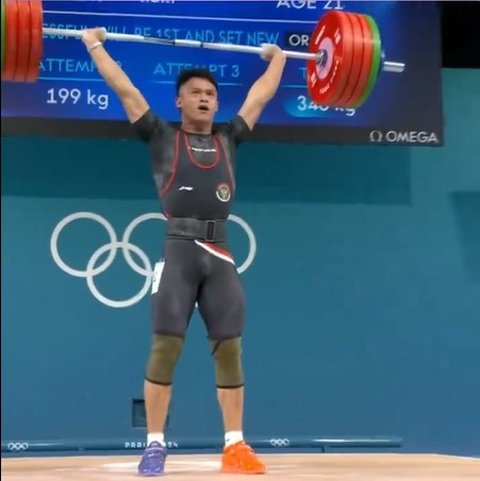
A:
[175,68,218,95]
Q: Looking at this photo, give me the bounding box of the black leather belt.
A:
[167,217,227,242]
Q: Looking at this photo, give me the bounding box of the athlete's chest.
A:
[173,132,232,180]
[186,134,219,165]
[160,130,235,199]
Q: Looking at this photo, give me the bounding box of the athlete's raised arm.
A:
[81,28,149,124]
[238,44,287,130]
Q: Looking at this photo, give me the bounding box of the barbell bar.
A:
[1,0,406,108]
[41,27,405,74]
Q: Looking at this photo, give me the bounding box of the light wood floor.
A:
[2,453,480,480]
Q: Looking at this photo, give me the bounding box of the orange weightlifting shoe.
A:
[221,441,266,474]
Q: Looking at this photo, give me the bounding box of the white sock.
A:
[147,432,166,447]
[225,431,244,447]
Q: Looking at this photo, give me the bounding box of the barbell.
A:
[1,0,405,108]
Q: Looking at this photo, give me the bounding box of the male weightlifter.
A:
[81,27,286,476]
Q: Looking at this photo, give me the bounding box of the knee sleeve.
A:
[210,337,244,388]
[146,334,184,385]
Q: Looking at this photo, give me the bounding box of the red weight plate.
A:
[2,0,18,81]
[25,0,43,82]
[334,12,364,108]
[2,1,6,73]
[13,0,31,81]
[345,13,373,108]
[307,10,355,106]
[325,12,355,107]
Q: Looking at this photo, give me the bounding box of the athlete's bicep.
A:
[120,87,150,124]
[237,96,266,132]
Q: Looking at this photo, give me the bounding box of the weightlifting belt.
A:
[167,217,227,242]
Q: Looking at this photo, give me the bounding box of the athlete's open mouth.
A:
[198,105,209,112]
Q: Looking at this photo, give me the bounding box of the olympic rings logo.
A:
[50,212,257,309]
[269,438,290,448]
[7,442,29,452]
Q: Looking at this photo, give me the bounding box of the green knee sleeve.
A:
[210,337,244,388]
[146,334,184,385]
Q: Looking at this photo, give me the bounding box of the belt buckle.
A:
[206,220,216,241]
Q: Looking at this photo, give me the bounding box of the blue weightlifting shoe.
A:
[138,441,167,476]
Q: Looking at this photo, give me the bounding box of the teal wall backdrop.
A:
[2,69,479,455]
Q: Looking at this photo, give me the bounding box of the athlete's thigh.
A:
[152,240,200,336]
[197,260,245,340]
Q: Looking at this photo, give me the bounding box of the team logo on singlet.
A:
[216,183,231,202]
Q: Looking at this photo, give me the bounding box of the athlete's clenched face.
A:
[176,77,219,127]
